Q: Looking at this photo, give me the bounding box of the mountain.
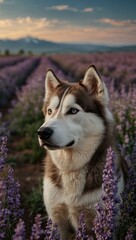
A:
[0,37,136,54]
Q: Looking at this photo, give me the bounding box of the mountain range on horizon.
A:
[0,37,136,54]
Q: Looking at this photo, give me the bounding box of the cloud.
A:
[0,0,14,4]
[47,5,78,12]
[83,8,93,12]
[47,5,94,13]
[0,17,136,45]
[99,18,136,27]
[0,17,61,39]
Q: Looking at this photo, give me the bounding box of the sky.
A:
[0,0,136,45]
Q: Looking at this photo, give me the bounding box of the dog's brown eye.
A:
[67,108,79,115]
[47,109,52,115]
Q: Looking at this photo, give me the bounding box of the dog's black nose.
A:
[37,127,53,140]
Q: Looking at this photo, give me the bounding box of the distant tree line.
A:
[0,49,33,56]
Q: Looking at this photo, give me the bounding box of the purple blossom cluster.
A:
[30,214,44,240]
[0,136,8,239]
[76,212,88,240]
[125,228,134,240]
[0,136,23,239]
[117,141,136,239]
[12,219,26,240]
[93,147,119,240]
[44,219,61,240]
[0,136,7,171]
[109,84,136,161]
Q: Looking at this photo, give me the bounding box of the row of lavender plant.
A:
[50,52,136,86]
[0,57,40,107]
[0,56,26,70]
[109,82,136,160]
[0,136,135,239]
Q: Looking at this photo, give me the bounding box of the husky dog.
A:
[38,66,126,239]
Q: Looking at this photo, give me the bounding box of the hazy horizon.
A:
[0,36,136,47]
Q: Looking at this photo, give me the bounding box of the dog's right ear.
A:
[80,65,109,105]
[45,70,61,101]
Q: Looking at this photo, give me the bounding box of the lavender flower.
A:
[5,167,23,221]
[93,147,119,240]
[49,223,61,240]
[117,141,136,239]
[125,228,134,240]
[0,136,8,239]
[44,218,61,240]
[0,136,23,239]
[76,212,88,240]
[44,219,53,240]
[0,136,8,171]
[30,214,44,240]
[12,219,26,240]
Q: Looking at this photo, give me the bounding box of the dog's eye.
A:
[67,108,79,115]
[47,109,52,115]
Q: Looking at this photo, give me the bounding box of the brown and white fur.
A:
[38,66,126,239]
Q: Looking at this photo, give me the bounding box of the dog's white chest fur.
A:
[61,169,87,203]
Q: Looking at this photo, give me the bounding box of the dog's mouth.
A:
[41,140,75,149]
[41,141,59,149]
[65,140,75,147]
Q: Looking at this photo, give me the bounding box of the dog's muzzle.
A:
[37,126,75,149]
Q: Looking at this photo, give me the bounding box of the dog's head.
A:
[38,65,112,150]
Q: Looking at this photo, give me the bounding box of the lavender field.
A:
[0,53,136,239]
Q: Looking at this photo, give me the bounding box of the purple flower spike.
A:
[49,222,61,240]
[44,218,61,240]
[125,228,134,240]
[0,136,8,172]
[6,167,23,221]
[12,219,25,240]
[93,147,119,240]
[76,212,89,240]
[0,136,8,239]
[44,219,53,240]
[0,136,23,239]
[118,141,136,239]
[30,214,44,240]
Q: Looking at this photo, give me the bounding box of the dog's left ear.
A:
[45,70,61,101]
[81,65,109,105]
